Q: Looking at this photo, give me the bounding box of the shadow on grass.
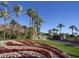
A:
[64,44,74,47]
[68,54,79,58]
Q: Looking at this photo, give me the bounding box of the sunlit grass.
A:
[33,40,79,57]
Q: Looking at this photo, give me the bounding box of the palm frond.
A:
[0,1,8,7]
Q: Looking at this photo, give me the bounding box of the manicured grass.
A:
[33,40,79,58]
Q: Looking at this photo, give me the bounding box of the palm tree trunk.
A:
[4,18,6,40]
[12,25,14,36]
[38,26,40,39]
[16,15,20,39]
[77,31,78,35]
[12,26,14,35]
[72,29,74,35]
[34,22,37,40]
[32,18,34,27]
[37,24,40,39]
[30,17,32,27]
[60,28,61,35]
[54,31,55,35]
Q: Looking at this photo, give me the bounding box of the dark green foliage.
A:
[8,34,17,39]
[26,27,35,39]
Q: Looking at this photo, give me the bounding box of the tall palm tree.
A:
[48,29,52,34]
[37,17,44,39]
[69,25,76,35]
[34,15,44,39]
[52,28,58,35]
[0,9,10,40]
[27,8,36,27]
[26,8,36,40]
[57,23,65,35]
[48,29,52,39]
[75,27,79,35]
[13,4,22,39]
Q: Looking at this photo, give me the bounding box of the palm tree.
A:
[34,15,44,39]
[37,17,44,39]
[27,8,36,27]
[0,9,10,40]
[57,23,65,35]
[75,27,79,35]
[52,28,58,35]
[48,29,52,39]
[13,4,22,39]
[69,25,76,35]
[26,8,36,40]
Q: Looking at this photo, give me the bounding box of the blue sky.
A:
[0,1,79,34]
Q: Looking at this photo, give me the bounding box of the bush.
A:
[52,35,61,40]
[8,34,17,39]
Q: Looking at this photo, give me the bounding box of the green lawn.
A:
[33,40,79,58]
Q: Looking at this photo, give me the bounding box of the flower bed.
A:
[33,43,69,58]
[17,40,36,46]
[5,41,25,46]
[18,51,45,58]
[0,40,69,58]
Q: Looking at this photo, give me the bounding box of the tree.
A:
[21,26,28,39]
[34,15,44,39]
[57,23,65,35]
[52,28,58,35]
[75,27,79,35]
[26,8,36,40]
[69,25,76,36]
[48,29,52,39]
[26,8,44,39]
[0,9,10,40]
[27,26,36,40]
[69,25,79,36]
[34,16,41,32]
[10,19,17,35]
[13,4,22,39]
[27,8,36,27]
